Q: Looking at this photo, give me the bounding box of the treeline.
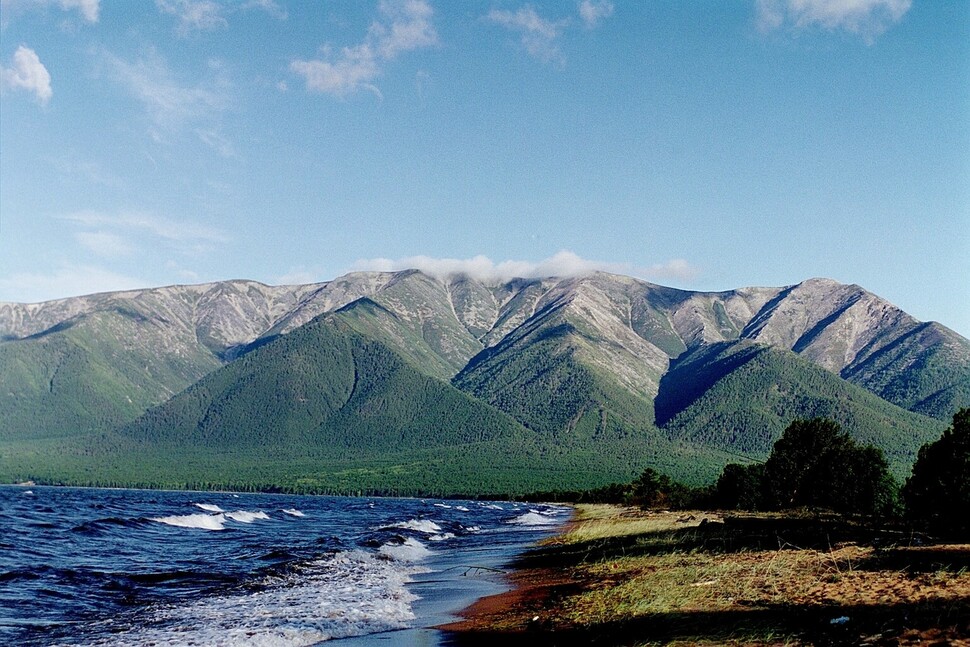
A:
[531,410,970,539]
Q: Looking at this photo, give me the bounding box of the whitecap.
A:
[379,537,432,562]
[480,503,503,510]
[151,513,226,531]
[383,519,441,534]
[454,506,469,512]
[225,510,270,523]
[428,533,455,542]
[433,503,451,509]
[281,508,305,517]
[508,512,560,527]
[194,503,224,513]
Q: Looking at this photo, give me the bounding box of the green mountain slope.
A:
[840,322,970,420]
[0,309,221,441]
[658,340,946,475]
[51,312,663,494]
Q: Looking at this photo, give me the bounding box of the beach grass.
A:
[443,504,970,646]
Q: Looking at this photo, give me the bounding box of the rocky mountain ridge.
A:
[2,270,967,417]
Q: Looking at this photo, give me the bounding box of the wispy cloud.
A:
[242,0,286,20]
[195,128,235,157]
[487,1,614,64]
[59,209,229,270]
[351,251,701,284]
[0,0,100,24]
[62,209,229,246]
[291,0,437,98]
[0,264,146,304]
[756,0,912,43]
[578,0,614,28]
[51,152,123,187]
[1,45,52,105]
[156,0,227,36]
[75,231,135,257]
[59,0,99,22]
[486,5,568,64]
[101,47,232,153]
[103,48,228,126]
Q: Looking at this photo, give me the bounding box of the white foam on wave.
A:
[225,510,270,523]
[379,537,432,562]
[151,513,226,531]
[508,511,561,527]
[281,508,305,517]
[480,503,503,510]
[433,503,451,509]
[384,519,441,534]
[428,533,455,542]
[194,503,224,513]
[151,510,271,530]
[70,549,430,647]
[454,505,469,512]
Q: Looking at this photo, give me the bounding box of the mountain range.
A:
[2,270,967,496]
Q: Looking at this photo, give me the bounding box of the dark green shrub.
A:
[759,418,898,516]
[714,463,765,510]
[903,408,970,538]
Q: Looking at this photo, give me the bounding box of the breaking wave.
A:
[507,509,563,527]
[382,519,441,534]
[66,549,429,646]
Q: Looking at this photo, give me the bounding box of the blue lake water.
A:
[0,486,568,646]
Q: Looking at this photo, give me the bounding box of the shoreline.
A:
[435,508,581,644]
[436,505,970,646]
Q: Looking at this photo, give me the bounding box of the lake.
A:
[0,486,568,646]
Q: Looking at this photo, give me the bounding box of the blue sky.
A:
[1,0,968,336]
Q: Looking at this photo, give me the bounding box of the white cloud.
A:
[756,0,912,43]
[371,0,437,59]
[156,0,227,35]
[0,264,146,304]
[291,45,381,98]
[102,47,229,136]
[486,5,568,64]
[578,0,614,28]
[292,0,437,97]
[351,251,701,285]
[1,45,52,105]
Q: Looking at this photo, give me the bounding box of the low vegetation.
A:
[444,412,970,643]
[445,505,970,645]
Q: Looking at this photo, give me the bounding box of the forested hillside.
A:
[1,269,965,494]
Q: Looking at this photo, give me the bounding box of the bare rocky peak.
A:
[738,278,924,373]
[3,270,961,382]
[0,280,321,353]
